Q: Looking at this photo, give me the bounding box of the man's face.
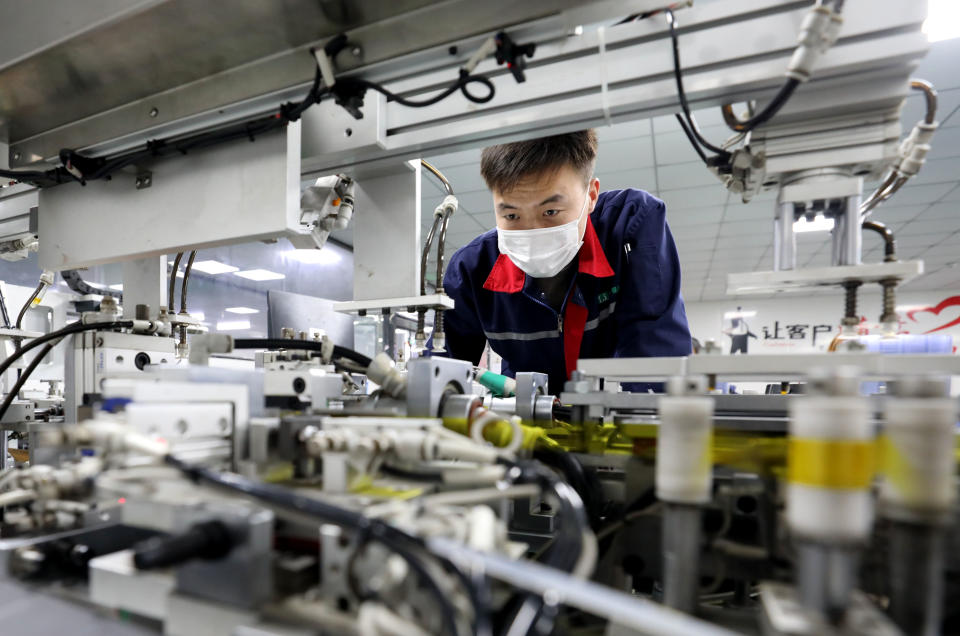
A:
[493,164,600,238]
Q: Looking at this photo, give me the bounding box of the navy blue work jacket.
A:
[439,188,692,393]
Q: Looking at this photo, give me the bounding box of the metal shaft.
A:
[830,194,863,267]
[662,503,702,614]
[796,541,859,624]
[773,202,797,271]
[888,520,945,636]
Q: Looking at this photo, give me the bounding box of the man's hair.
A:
[480,130,598,193]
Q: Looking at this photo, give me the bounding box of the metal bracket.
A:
[515,372,548,422]
[135,171,152,190]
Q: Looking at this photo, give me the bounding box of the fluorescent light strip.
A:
[191,260,239,275]
[793,215,835,234]
[225,306,259,315]
[234,269,285,281]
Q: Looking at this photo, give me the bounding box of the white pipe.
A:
[414,484,540,509]
[0,489,35,507]
[428,537,740,636]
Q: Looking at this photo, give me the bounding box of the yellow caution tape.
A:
[787,438,875,489]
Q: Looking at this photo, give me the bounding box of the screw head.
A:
[149,107,159,118]
[351,45,362,57]
[12,151,21,161]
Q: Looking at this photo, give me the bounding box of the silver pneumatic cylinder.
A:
[881,377,957,636]
[656,376,714,615]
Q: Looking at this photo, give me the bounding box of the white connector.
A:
[462,37,498,75]
[895,121,938,177]
[434,194,458,218]
[786,4,842,82]
[365,352,407,399]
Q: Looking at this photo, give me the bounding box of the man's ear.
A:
[588,177,600,210]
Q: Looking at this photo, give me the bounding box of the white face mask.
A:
[497,192,591,279]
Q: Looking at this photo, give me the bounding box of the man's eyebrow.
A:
[497,201,518,210]
[538,193,565,206]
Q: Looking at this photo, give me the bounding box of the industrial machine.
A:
[0,1,955,635]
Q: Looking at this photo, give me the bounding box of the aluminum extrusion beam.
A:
[578,353,960,381]
[3,0,652,163]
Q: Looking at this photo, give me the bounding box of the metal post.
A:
[662,503,702,614]
[830,194,862,267]
[795,542,859,624]
[773,202,797,271]
[888,521,944,636]
[351,161,421,301]
[122,256,168,321]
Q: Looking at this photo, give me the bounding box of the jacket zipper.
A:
[522,272,579,337]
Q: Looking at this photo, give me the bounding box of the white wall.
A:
[685,288,960,354]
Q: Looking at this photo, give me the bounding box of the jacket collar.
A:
[483,216,615,293]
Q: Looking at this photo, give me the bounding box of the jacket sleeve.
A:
[614,199,692,390]
[432,250,487,365]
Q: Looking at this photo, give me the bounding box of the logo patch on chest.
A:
[596,285,619,305]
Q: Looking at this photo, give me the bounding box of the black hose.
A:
[0,321,134,383]
[231,338,372,369]
[496,458,590,636]
[421,215,442,297]
[0,320,134,423]
[179,251,197,314]
[164,454,466,636]
[61,270,122,300]
[134,520,234,570]
[168,252,184,312]
[664,10,731,159]
[334,73,495,110]
[720,78,801,133]
[14,282,44,330]
[435,208,454,289]
[674,114,709,164]
[0,342,56,423]
[533,449,606,530]
[862,220,897,262]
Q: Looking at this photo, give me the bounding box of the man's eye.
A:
[544,209,560,217]
[503,213,518,221]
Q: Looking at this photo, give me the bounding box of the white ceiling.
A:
[413,36,960,305]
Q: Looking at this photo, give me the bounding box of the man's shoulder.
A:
[594,188,667,242]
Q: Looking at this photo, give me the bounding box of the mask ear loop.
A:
[597,26,613,129]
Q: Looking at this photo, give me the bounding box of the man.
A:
[440,130,691,393]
